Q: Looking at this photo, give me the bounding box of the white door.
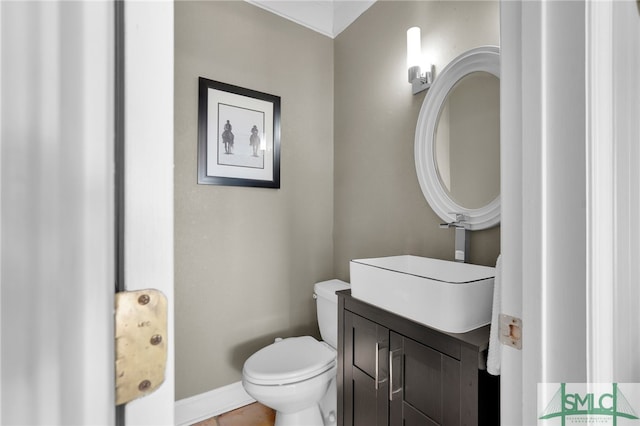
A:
[0,1,174,424]
[500,1,640,424]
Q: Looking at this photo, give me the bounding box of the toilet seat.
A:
[243,336,336,386]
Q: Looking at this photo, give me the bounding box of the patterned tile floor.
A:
[192,402,275,426]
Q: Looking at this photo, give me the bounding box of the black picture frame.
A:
[197,77,281,188]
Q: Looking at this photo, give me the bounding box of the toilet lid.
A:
[243,336,336,385]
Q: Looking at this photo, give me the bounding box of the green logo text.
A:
[540,383,639,425]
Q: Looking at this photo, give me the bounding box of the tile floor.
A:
[192,402,275,426]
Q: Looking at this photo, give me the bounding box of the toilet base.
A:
[275,404,323,426]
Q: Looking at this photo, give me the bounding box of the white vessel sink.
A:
[350,255,495,333]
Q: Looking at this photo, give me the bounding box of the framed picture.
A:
[197,77,281,188]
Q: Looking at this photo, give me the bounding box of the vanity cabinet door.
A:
[338,291,498,426]
[389,332,461,426]
[343,312,389,426]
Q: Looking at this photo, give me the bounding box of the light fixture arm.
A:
[409,64,435,95]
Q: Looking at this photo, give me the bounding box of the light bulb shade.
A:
[407,27,422,69]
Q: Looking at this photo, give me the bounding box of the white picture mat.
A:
[206,88,274,181]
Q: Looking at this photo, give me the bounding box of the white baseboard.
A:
[175,381,255,426]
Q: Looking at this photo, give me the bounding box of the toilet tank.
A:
[314,279,350,349]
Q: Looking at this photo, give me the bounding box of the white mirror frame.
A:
[415,45,501,230]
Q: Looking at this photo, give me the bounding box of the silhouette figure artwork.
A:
[249,125,261,157]
[222,120,234,154]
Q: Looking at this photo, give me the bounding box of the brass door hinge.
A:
[115,289,168,405]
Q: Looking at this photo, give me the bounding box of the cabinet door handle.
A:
[374,342,388,390]
[389,348,402,401]
[375,342,383,390]
[375,342,379,390]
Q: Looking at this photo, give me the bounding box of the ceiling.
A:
[245,0,377,38]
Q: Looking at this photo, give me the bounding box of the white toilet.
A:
[242,279,350,426]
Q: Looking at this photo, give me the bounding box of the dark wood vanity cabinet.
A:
[337,290,499,426]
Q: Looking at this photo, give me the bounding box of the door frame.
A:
[120,1,175,423]
[0,1,175,423]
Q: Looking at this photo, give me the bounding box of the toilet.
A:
[242,279,350,426]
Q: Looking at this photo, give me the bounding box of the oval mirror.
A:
[415,46,500,230]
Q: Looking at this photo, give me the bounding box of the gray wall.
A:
[175,0,500,400]
[448,73,500,209]
[334,1,500,280]
[174,1,334,399]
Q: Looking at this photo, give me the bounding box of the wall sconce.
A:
[407,27,435,95]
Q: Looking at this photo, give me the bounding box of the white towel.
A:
[487,254,502,375]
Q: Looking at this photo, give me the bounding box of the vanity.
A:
[336,45,502,425]
[336,289,499,426]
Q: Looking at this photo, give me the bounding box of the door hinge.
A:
[115,289,168,405]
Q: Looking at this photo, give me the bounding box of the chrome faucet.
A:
[439,213,470,263]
